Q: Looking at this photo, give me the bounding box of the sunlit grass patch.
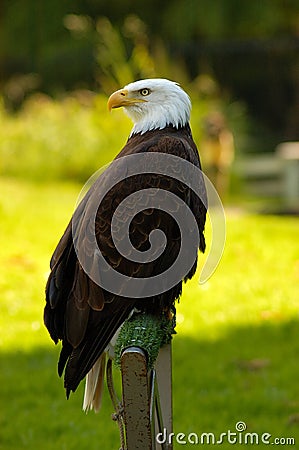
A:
[0,179,79,351]
[1,178,299,449]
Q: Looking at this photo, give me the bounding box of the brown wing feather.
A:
[44,125,206,395]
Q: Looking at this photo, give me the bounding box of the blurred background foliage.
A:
[0,2,298,121]
[1,0,298,186]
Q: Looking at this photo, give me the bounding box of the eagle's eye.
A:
[139,88,151,96]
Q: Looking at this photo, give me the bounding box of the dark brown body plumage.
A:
[44,124,206,396]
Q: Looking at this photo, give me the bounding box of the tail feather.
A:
[83,353,106,413]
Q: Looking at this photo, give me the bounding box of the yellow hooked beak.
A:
[107,89,147,111]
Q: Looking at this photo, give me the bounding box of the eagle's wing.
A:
[44,132,206,395]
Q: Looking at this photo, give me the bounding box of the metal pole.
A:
[154,344,173,450]
[120,344,173,450]
[121,347,152,449]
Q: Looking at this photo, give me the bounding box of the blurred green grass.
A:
[1,177,299,449]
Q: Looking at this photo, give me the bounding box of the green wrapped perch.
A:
[114,312,175,370]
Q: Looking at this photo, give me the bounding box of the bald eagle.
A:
[44,79,206,412]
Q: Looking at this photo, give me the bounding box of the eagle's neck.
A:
[128,123,193,142]
[130,121,187,137]
[125,98,191,137]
